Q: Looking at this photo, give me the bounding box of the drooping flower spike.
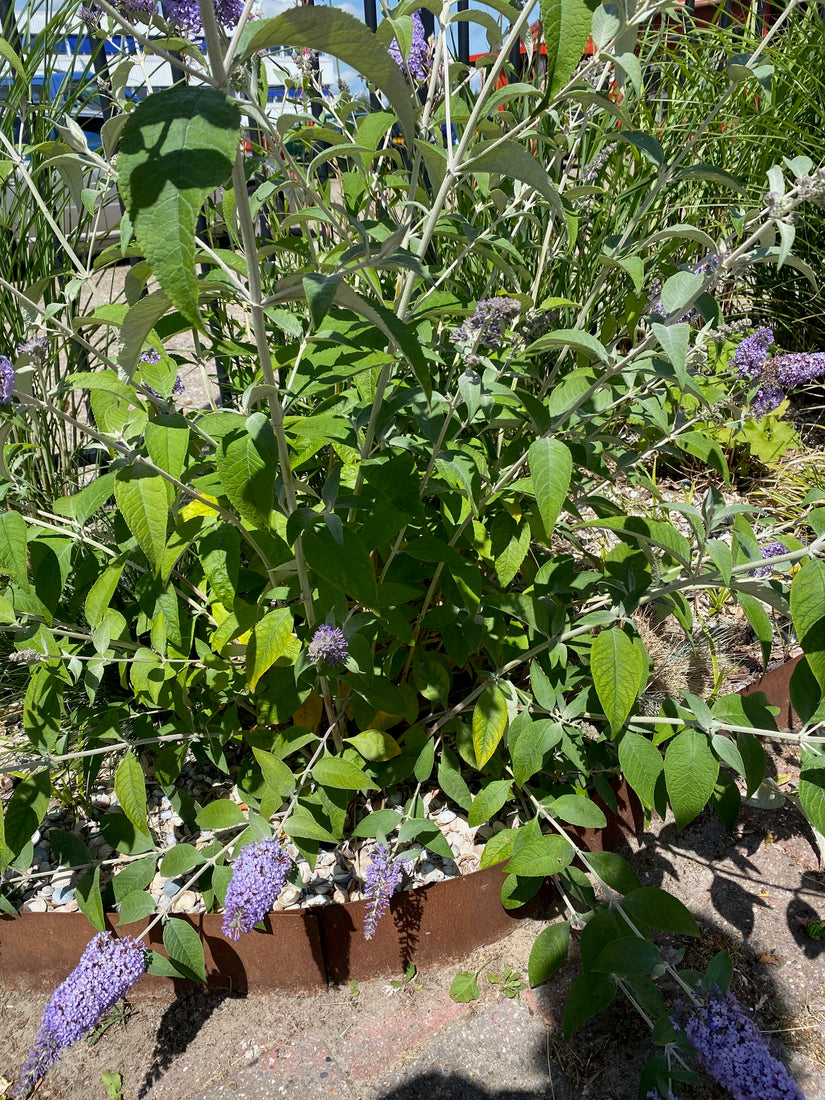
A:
[15,933,146,1098]
[222,838,292,941]
[363,842,403,940]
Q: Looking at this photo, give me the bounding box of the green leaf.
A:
[586,851,642,895]
[53,471,117,525]
[312,755,377,791]
[23,665,63,755]
[438,745,473,811]
[246,607,294,691]
[0,509,28,589]
[3,770,51,858]
[528,921,571,987]
[236,8,414,141]
[114,751,150,837]
[449,971,481,1003]
[117,86,240,326]
[526,328,608,362]
[283,804,339,844]
[160,844,205,877]
[563,972,616,1038]
[468,779,513,829]
[509,717,562,787]
[164,917,206,983]
[414,738,436,783]
[100,812,157,855]
[114,468,169,575]
[621,887,700,937]
[76,867,106,933]
[799,769,825,835]
[619,731,663,808]
[472,682,509,768]
[351,808,403,838]
[48,830,92,870]
[467,139,559,207]
[737,591,773,668]
[215,421,276,531]
[252,748,297,802]
[664,729,719,828]
[345,730,402,762]
[412,649,451,706]
[196,799,246,830]
[529,438,572,537]
[303,526,379,610]
[541,0,599,97]
[112,856,157,902]
[506,834,575,877]
[145,415,189,482]
[660,271,704,316]
[592,938,661,977]
[117,889,157,925]
[547,794,607,829]
[592,629,646,733]
[479,828,518,869]
[791,561,825,692]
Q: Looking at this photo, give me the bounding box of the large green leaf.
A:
[468,779,513,828]
[541,0,599,98]
[618,731,663,808]
[0,509,28,590]
[563,972,616,1038]
[465,139,560,208]
[591,628,646,733]
[791,560,825,692]
[312,755,377,791]
[114,467,169,574]
[114,751,151,837]
[799,769,825,836]
[528,921,570,987]
[235,8,414,141]
[303,526,379,610]
[246,608,294,691]
[23,665,63,755]
[215,420,277,531]
[506,834,574,877]
[164,917,206,983]
[117,86,240,326]
[664,729,719,828]
[472,682,509,768]
[528,437,572,538]
[3,770,51,859]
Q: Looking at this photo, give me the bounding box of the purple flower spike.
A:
[165,0,202,32]
[672,991,804,1100]
[214,0,244,26]
[222,839,292,941]
[388,10,429,82]
[734,326,774,379]
[15,933,146,1098]
[0,356,15,403]
[307,625,348,668]
[751,541,787,578]
[363,843,402,940]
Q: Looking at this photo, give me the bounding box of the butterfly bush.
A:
[388,10,429,82]
[363,843,403,939]
[733,326,825,415]
[15,933,146,1098]
[307,625,348,668]
[671,991,805,1100]
[751,541,787,577]
[0,357,14,403]
[222,838,292,940]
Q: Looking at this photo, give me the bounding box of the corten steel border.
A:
[1,654,798,996]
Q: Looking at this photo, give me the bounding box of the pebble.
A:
[21,898,47,913]
[436,809,457,825]
[304,893,329,907]
[279,886,302,906]
[421,869,445,885]
[52,885,76,905]
[332,887,349,905]
[52,901,79,913]
[40,884,54,898]
[163,879,182,898]
[30,830,41,848]
[310,881,332,894]
[171,890,198,913]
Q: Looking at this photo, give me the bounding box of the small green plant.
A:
[449,970,481,1004]
[101,1071,123,1100]
[487,965,527,999]
[387,962,423,995]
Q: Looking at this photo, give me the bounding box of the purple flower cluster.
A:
[363,842,402,940]
[452,297,522,362]
[0,356,15,403]
[307,625,348,668]
[15,933,146,1098]
[733,326,825,415]
[671,991,804,1100]
[222,838,292,941]
[751,541,787,578]
[388,10,429,82]
[17,335,49,362]
[117,0,157,19]
[166,0,243,33]
[141,347,161,364]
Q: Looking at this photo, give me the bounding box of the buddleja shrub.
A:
[1,0,824,1094]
